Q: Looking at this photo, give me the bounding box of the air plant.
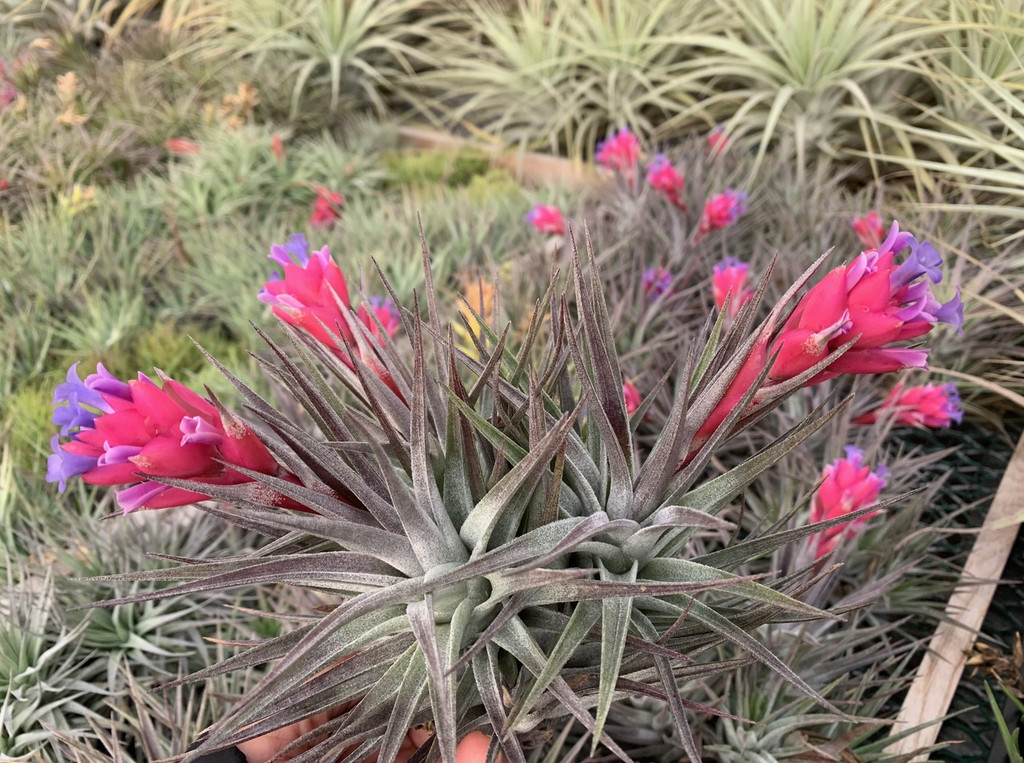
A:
[47,220,960,762]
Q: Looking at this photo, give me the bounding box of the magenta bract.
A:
[855,381,962,428]
[47,364,280,512]
[851,211,886,249]
[699,189,747,236]
[810,446,888,558]
[712,258,754,319]
[525,204,565,236]
[646,155,685,208]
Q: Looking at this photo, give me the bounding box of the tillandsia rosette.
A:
[48,222,961,763]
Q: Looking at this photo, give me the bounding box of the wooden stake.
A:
[887,432,1024,758]
[396,125,608,189]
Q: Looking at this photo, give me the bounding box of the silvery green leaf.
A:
[593,560,637,754]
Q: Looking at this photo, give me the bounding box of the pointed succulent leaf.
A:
[630,612,702,763]
[504,600,601,734]
[493,616,635,763]
[376,648,428,763]
[411,317,467,565]
[642,558,839,620]
[473,648,528,763]
[463,323,510,407]
[631,350,692,514]
[510,277,560,387]
[490,568,761,606]
[622,505,735,562]
[695,496,909,570]
[408,598,457,763]
[574,229,631,456]
[593,560,638,753]
[669,396,848,514]
[676,594,848,719]
[85,552,405,606]
[256,323,354,441]
[460,408,579,554]
[563,323,633,520]
[416,216,449,394]
[198,598,421,750]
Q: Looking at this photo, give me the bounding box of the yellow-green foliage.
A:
[383,148,493,189]
[2,385,55,473]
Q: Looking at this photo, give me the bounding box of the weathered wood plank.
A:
[886,432,1024,758]
[396,125,608,189]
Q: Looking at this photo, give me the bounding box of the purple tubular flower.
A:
[942,382,965,424]
[84,363,133,399]
[935,288,964,334]
[52,362,114,437]
[891,239,943,287]
[47,436,99,492]
[877,222,914,260]
[265,233,313,285]
[180,415,225,446]
[642,267,673,299]
[269,233,311,268]
[116,482,172,513]
[698,189,747,235]
[96,444,143,467]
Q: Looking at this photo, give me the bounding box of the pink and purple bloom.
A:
[712,258,754,319]
[259,234,399,392]
[642,267,673,300]
[164,137,200,155]
[690,222,963,452]
[854,381,962,428]
[47,363,283,513]
[309,186,345,228]
[708,125,728,155]
[596,127,641,187]
[366,295,401,339]
[810,446,889,558]
[851,211,886,249]
[698,189,747,236]
[766,223,963,383]
[646,155,685,208]
[525,204,565,236]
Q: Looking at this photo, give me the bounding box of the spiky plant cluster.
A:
[698,616,924,763]
[48,215,967,763]
[0,492,274,762]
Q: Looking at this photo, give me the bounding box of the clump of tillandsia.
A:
[49,224,960,763]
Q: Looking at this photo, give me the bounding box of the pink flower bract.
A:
[623,380,642,415]
[768,222,963,383]
[690,221,964,454]
[810,446,888,558]
[642,267,673,300]
[47,363,282,513]
[646,155,685,208]
[851,211,886,249]
[164,137,200,155]
[854,381,962,428]
[259,234,401,394]
[699,189,747,236]
[708,125,728,155]
[525,204,565,235]
[712,258,754,319]
[596,127,640,187]
[310,186,345,228]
